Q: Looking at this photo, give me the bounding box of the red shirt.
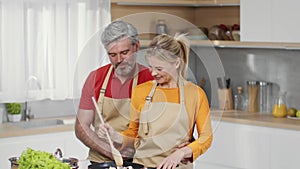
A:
[79,64,153,110]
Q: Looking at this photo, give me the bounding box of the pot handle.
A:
[54,148,63,158]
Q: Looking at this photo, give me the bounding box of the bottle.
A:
[234,86,245,110]
[156,19,167,35]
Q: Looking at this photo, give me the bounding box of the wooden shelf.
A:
[197,40,300,49]
[111,3,239,29]
[140,39,300,49]
[111,0,197,5]
[111,0,239,6]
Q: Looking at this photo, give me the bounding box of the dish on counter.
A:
[287,116,300,120]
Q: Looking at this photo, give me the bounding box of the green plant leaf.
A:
[5,103,22,114]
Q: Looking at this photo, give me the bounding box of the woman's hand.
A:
[176,141,193,164]
[157,146,192,169]
[157,149,185,169]
[97,123,123,144]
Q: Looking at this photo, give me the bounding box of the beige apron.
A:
[133,80,193,169]
[89,65,138,162]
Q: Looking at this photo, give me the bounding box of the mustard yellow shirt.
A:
[122,80,213,161]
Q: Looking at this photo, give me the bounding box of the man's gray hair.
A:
[101,20,138,48]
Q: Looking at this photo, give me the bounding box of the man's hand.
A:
[98,123,123,144]
[120,146,135,160]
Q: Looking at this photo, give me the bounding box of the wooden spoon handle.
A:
[92,97,105,124]
[91,97,114,144]
[91,97,123,166]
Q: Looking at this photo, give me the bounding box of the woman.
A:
[99,33,213,169]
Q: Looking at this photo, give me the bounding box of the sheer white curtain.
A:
[0,0,111,102]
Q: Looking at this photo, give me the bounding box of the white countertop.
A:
[212,110,300,131]
[0,115,75,138]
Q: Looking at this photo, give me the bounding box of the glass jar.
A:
[156,19,167,35]
[234,86,245,110]
[272,91,287,117]
[247,80,259,112]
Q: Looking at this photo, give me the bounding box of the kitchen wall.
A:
[189,46,300,110]
[0,99,77,122]
[27,99,79,118]
[1,47,299,120]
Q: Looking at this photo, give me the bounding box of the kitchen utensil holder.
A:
[218,88,233,110]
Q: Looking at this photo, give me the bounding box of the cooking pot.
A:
[88,161,148,169]
[8,157,18,169]
[8,156,79,169]
[62,157,79,169]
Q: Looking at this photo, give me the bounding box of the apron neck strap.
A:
[97,65,114,111]
[97,64,139,108]
[145,79,186,104]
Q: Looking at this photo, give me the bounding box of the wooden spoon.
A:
[92,97,124,167]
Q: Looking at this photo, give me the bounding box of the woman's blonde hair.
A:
[146,33,190,79]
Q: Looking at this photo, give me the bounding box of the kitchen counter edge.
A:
[1,112,300,139]
[0,115,76,138]
[212,110,300,131]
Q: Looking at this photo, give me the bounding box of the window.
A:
[0,0,110,102]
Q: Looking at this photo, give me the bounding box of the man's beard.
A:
[115,61,135,77]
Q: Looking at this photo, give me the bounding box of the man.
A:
[75,20,153,163]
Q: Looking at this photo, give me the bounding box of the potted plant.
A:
[6,103,22,122]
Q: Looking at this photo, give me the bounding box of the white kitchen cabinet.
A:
[195,121,269,169]
[0,131,88,169]
[64,131,89,160]
[269,128,300,169]
[194,121,300,169]
[241,0,300,43]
